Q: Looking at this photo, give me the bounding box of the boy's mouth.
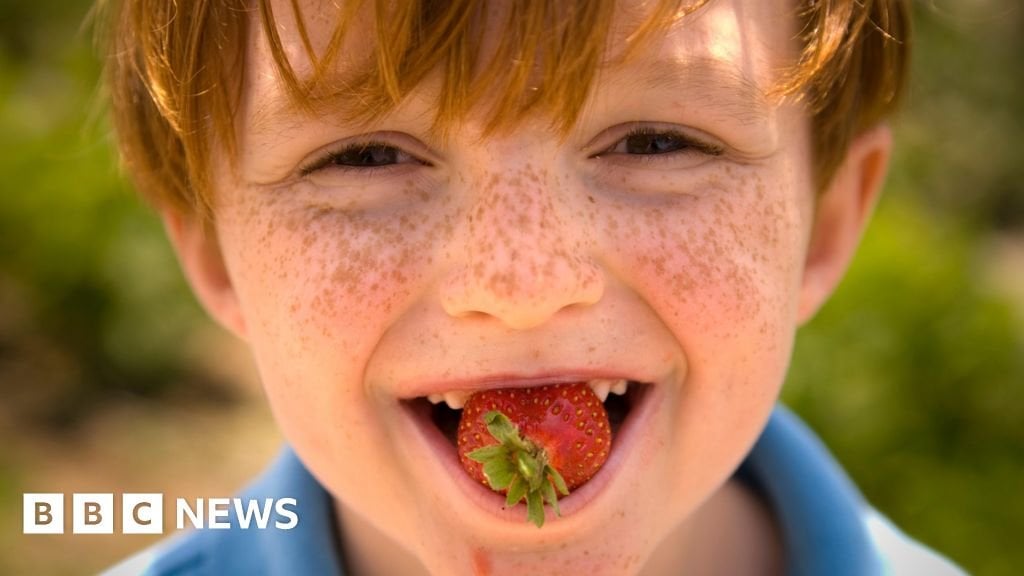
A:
[421,379,642,447]
[397,374,663,525]
[401,377,654,516]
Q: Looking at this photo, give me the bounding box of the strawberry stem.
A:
[466,410,570,528]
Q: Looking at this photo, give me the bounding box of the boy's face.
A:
[170,0,886,572]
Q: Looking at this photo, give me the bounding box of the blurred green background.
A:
[1,1,1022,574]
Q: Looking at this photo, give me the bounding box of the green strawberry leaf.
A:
[482,411,518,444]
[482,411,533,452]
[482,458,515,490]
[515,450,544,490]
[540,477,560,518]
[526,490,545,528]
[506,475,527,507]
[467,444,507,463]
[548,466,570,496]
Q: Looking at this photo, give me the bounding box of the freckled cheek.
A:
[266,220,436,346]
[225,211,439,470]
[599,200,804,358]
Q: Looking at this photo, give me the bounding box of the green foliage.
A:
[892,3,1024,229]
[779,7,1024,572]
[784,195,1024,575]
[0,3,227,430]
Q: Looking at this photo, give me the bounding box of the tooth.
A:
[610,379,629,396]
[589,379,612,402]
[443,391,467,410]
[427,393,444,405]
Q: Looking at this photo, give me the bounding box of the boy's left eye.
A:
[617,132,689,155]
[299,140,428,177]
[326,144,406,167]
[594,125,724,160]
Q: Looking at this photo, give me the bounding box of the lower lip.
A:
[398,382,660,524]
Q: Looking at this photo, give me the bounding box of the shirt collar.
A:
[740,405,884,576]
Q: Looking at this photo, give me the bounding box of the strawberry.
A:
[457,382,612,527]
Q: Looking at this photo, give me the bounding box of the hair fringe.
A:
[99,0,911,213]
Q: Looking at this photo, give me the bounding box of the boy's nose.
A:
[439,167,605,331]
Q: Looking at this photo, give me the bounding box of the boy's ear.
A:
[797,124,893,324]
[162,210,247,339]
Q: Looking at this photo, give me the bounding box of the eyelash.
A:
[593,125,724,160]
[298,141,429,177]
[298,126,722,178]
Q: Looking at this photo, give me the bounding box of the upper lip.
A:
[396,369,658,400]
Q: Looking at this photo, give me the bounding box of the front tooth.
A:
[427,393,444,405]
[610,379,629,396]
[589,379,612,402]
[443,391,467,410]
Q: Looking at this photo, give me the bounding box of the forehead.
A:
[242,0,798,140]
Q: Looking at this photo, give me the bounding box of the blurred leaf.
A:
[785,194,1024,575]
[0,0,233,431]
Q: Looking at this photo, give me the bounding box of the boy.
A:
[101,0,965,573]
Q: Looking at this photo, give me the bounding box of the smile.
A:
[399,375,658,524]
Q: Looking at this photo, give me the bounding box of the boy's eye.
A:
[299,141,427,176]
[597,126,724,159]
[332,144,403,167]
[619,132,690,155]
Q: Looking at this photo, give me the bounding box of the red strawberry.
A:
[457,382,612,527]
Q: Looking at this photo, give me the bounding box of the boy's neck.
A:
[334,502,430,576]
[333,477,783,575]
[642,478,784,575]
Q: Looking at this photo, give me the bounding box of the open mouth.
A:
[408,379,649,460]
[397,376,660,525]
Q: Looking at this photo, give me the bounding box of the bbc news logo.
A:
[23,493,298,534]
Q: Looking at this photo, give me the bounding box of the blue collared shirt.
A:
[106,406,966,575]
